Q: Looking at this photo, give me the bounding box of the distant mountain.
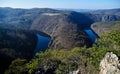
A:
[0,7,120,49]
[90,8,120,36]
[56,8,120,15]
[64,8,120,22]
[89,8,120,16]
[0,7,60,30]
[86,13,120,22]
[55,8,95,12]
[0,7,120,74]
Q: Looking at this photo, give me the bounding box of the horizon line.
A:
[0,6,120,10]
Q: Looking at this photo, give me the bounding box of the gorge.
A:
[0,7,120,74]
[85,29,99,43]
[33,34,51,56]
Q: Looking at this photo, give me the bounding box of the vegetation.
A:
[0,8,120,74]
[0,28,37,74]
[5,30,120,74]
[89,30,120,69]
[91,21,120,36]
[0,28,37,59]
[5,59,27,74]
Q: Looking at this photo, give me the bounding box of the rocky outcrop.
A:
[89,8,120,16]
[100,52,120,74]
[69,69,79,74]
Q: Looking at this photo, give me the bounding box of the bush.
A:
[5,58,27,74]
[6,30,120,74]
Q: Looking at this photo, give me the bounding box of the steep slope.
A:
[0,28,36,74]
[0,28,37,58]
[87,8,120,22]
[85,13,120,22]
[30,11,94,49]
[88,9,120,36]
[67,8,120,22]
[0,7,120,49]
[91,21,120,36]
[0,7,94,49]
[0,7,59,29]
[30,10,120,49]
[0,28,50,74]
[0,28,51,59]
[90,8,120,16]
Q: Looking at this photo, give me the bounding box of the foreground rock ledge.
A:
[100,52,120,74]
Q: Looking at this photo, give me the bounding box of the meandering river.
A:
[33,29,98,56]
[85,29,98,43]
[33,34,51,56]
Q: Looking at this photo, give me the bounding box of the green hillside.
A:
[5,29,120,74]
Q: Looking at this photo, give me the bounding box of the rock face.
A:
[89,9,120,36]
[100,52,120,74]
[88,8,120,22]
[89,8,120,16]
[69,69,79,74]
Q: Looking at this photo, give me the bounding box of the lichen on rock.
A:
[100,52,120,74]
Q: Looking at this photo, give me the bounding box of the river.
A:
[33,29,98,56]
[85,29,98,43]
[33,34,51,56]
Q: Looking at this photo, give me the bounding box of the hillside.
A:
[0,28,50,73]
[89,8,120,16]
[5,30,120,74]
[0,7,120,74]
[30,11,94,49]
[0,7,93,49]
[91,21,120,36]
[0,7,120,49]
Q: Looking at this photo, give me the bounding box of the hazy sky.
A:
[0,0,120,9]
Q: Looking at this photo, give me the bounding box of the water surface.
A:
[85,29,98,43]
[33,34,51,56]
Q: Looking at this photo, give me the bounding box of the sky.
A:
[0,0,120,9]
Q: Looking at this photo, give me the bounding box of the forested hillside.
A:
[0,7,120,74]
[5,29,120,74]
[0,7,120,50]
[0,28,50,74]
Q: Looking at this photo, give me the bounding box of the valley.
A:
[0,7,120,74]
[33,34,51,56]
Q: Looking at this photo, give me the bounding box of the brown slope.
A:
[91,21,120,36]
[30,12,93,49]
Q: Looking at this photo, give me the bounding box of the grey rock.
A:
[100,52,120,74]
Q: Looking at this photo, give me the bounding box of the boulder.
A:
[100,52,120,74]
